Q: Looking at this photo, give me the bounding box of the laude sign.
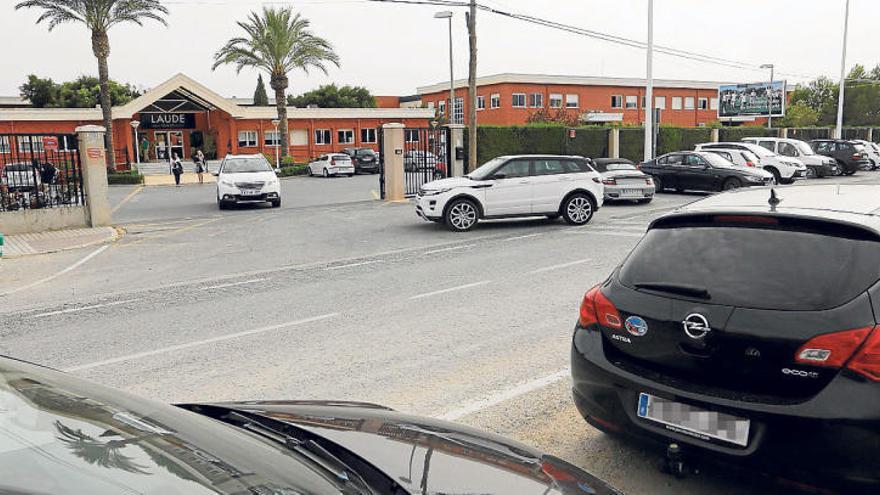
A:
[140,113,196,129]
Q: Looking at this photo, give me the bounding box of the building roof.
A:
[0,96,28,108]
[417,73,781,94]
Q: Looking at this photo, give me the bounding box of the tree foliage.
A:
[20,74,140,108]
[287,84,375,108]
[253,74,270,106]
[525,108,581,127]
[789,63,880,126]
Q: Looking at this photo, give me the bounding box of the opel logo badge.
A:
[682,313,711,340]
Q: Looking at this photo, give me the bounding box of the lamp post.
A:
[130,120,141,165]
[435,11,455,124]
[760,64,775,129]
[271,119,281,169]
[643,0,654,162]
[836,0,851,139]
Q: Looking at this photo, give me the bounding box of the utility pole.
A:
[643,0,654,162]
[761,64,775,129]
[836,0,851,139]
[467,0,478,171]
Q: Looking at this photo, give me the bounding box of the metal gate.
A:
[379,127,451,199]
[0,134,85,212]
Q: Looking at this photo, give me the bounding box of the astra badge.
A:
[624,316,649,337]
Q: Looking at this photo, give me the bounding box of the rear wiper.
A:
[220,410,372,494]
[633,282,711,300]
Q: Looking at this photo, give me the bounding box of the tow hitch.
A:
[659,443,699,479]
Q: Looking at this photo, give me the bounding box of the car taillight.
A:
[795,327,873,368]
[331,159,337,165]
[602,178,617,186]
[645,177,653,185]
[852,153,861,161]
[745,161,755,167]
[578,285,622,330]
[847,326,880,381]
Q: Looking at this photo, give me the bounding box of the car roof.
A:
[223,154,264,159]
[593,158,635,165]
[496,154,585,159]
[667,185,880,232]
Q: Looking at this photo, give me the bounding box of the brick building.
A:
[0,74,433,165]
[417,73,769,128]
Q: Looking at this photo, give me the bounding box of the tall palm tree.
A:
[213,7,340,159]
[55,421,151,474]
[15,0,168,168]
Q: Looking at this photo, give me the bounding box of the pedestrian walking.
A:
[172,154,184,186]
[194,149,206,184]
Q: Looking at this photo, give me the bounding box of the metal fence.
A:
[379,127,451,199]
[0,134,85,212]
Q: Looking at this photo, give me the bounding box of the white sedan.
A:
[215,154,281,209]
[308,153,355,177]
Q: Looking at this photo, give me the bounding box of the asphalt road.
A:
[4,174,880,494]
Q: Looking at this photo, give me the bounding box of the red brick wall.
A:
[374,96,401,108]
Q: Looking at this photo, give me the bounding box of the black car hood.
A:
[197,400,622,495]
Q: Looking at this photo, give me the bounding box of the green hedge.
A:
[718,127,776,142]
[619,129,644,162]
[787,127,831,141]
[476,126,567,163]
[567,128,609,159]
[107,170,143,185]
[278,164,309,177]
[843,127,871,140]
[657,127,712,155]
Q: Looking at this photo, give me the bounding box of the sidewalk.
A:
[1,227,120,258]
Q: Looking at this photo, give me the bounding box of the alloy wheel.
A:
[449,201,477,230]
[566,196,593,224]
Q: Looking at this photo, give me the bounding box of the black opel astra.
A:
[571,185,880,494]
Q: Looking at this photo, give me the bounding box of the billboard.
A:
[718,81,786,118]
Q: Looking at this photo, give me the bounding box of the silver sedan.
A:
[592,158,655,204]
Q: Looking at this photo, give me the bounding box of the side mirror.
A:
[275,169,281,175]
[492,173,507,180]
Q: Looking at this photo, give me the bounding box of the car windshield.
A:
[468,157,507,180]
[744,145,776,158]
[702,153,736,168]
[0,359,337,495]
[606,163,637,171]
[793,141,816,155]
[221,158,272,174]
[854,144,867,152]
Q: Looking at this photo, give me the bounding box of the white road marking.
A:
[528,258,592,274]
[65,313,339,372]
[201,278,269,290]
[0,245,109,297]
[31,299,138,318]
[436,368,570,421]
[409,280,491,300]
[424,244,475,255]
[325,260,383,271]
[503,233,543,241]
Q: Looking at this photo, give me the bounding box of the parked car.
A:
[571,184,880,495]
[694,142,806,183]
[702,148,762,169]
[640,151,774,193]
[404,150,447,179]
[342,147,380,174]
[308,153,355,178]
[809,139,869,175]
[741,137,839,178]
[0,355,622,495]
[592,158,655,204]
[0,162,42,191]
[852,139,880,170]
[416,155,603,232]
[214,154,281,209]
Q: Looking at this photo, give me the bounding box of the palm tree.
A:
[15,0,168,168]
[213,7,340,159]
[55,421,151,474]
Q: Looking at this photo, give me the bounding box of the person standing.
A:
[140,136,150,162]
[171,153,184,186]
[194,149,206,184]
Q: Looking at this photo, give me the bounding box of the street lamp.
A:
[760,63,775,129]
[130,120,141,165]
[271,118,281,169]
[435,11,455,125]
[836,0,851,139]
[643,0,654,162]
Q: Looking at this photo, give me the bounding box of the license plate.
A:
[621,188,643,196]
[637,393,750,447]
[240,189,261,196]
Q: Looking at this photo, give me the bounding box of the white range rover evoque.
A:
[415,155,604,232]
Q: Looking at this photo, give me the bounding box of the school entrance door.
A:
[154,131,185,162]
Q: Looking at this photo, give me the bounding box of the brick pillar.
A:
[445,123,466,176]
[711,128,720,143]
[608,128,620,158]
[76,125,112,227]
[382,123,406,201]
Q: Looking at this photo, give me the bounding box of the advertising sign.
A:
[718,81,786,118]
[42,136,59,152]
[140,113,196,129]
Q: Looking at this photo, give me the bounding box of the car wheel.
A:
[653,176,663,192]
[444,198,479,232]
[637,198,653,204]
[835,161,846,176]
[323,168,330,178]
[805,167,816,179]
[271,199,281,208]
[766,167,782,185]
[562,193,595,226]
[722,178,742,191]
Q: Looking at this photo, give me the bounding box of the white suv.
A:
[215,154,281,209]
[415,155,603,232]
[695,142,806,184]
[741,137,839,177]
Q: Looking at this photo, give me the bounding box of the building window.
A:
[290,129,308,146]
[565,94,579,108]
[698,97,709,110]
[684,97,695,110]
[314,129,331,145]
[405,129,420,143]
[264,130,281,146]
[237,131,258,147]
[671,97,683,110]
[427,101,435,110]
[438,100,446,116]
[611,95,623,109]
[512,93,526,108]
[549,93,563,108]
[490,93,501,109]
[529,93,543,108]
[338,129,354,145]
[58,135,77,152]
[361,128,377,143]
[625,95,638,109]
[710,97,719,110]
[0,135,10,153]
[16,135,45,153]
[452,97,464,124]
[641,96,647,108]
[654,96,666,110]
[476,95,486,111]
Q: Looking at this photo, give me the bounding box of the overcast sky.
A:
[1,0,877,98]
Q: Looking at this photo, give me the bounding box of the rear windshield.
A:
[619,223,880,311]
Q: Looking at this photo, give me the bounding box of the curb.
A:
[1,227,124,259]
